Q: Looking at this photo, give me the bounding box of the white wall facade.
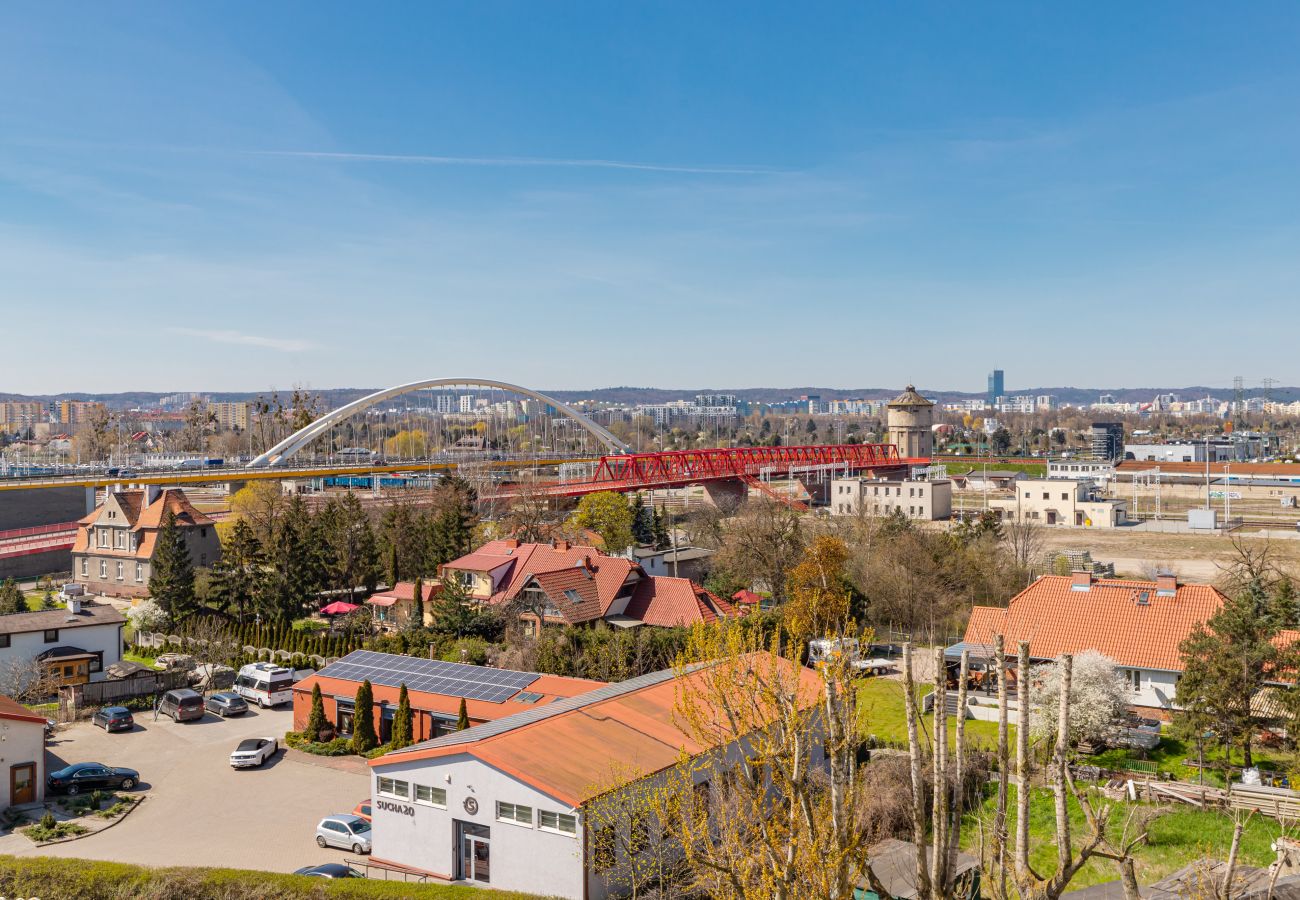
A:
[0,622,123,684]
[370,752,588,899]
[0,718,45,808]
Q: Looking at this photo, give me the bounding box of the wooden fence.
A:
[59,669,191,718]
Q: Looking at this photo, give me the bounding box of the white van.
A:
[233,663,294,708]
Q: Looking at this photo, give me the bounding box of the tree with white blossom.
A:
[1028,649,1127,746]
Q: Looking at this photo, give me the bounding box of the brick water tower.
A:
[887,385,935,459]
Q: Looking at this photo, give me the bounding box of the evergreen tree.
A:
[651,506,671,551]
[351,679,378,753]
[304,682,327,741]
[391,683,413,749]
[430,578,475,638]
[386,543,399,589]
[630,493,654,546]
[456,696,470,731]
[0,579,25,615]
[264,494,321,623]
[1177,579,1296,768]
[149,510,197,624]
[210,518,266,623]
[410,577,425,630]
[429,476,477,566]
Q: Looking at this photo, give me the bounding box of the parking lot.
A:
[0,705,371,873]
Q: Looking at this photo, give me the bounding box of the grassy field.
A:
[857,676,1008,750]
[21,591,51,612]
[960,785,1283,890]
[944,460,1048,477]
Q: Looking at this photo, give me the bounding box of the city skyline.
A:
[4,3,1300,393]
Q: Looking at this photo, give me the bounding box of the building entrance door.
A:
[10,763,35,805]
[457,821,490,883]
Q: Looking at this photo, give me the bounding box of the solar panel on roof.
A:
[317,649,542,702]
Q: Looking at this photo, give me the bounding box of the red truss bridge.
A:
[493,443,918,499]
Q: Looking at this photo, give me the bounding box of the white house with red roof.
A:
[441,539,735,634]
[960,571,1233,716]
[0,695,48,809]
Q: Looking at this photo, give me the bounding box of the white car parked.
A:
[229,737,278,768]
[315,815,372,854]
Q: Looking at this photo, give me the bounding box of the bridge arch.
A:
[247,378,630,467]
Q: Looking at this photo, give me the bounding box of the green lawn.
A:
[21,592,51,612]
[122,649,159,668]
[960,784,1283,890]
[1088,735,1294,788]
[857,676,1008,750]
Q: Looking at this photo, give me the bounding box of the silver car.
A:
[315,815,372,854]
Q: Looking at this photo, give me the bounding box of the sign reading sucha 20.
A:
[377,799,414,817]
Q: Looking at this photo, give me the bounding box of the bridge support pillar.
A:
[85,486,97,514]
[702,480,747,509]
[796,477,830,506]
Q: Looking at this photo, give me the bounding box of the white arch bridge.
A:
[247,378,630,468]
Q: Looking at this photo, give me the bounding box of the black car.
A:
[47,762,139,795]
[91,706,135,733]
[205,692,249,717]
[293,863,363,879]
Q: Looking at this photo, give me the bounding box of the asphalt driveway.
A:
[0,705,371,873]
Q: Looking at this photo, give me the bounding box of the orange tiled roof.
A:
[373,653,822,807]
[963,575,1229,671]
[445,540,638,609]
[624,577,736,627]
[529,565,608,624]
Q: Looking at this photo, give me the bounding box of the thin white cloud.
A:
[246,149,779,176]
[170,327,316,353]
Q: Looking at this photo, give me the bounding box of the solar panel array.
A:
[318,650,540,703]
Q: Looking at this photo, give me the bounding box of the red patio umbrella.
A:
[320,600,360,616]
[731,590,764,606]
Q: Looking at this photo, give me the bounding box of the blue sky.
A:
[3,2,1299,395]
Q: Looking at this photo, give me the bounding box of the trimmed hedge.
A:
[0,855,555,899]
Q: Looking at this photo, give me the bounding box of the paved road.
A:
[0,706,371,873]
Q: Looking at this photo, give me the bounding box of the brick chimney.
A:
[503,539,520,550]
[553,539,570,552]
[1070,571,1093,591]
[1156,572,1178,595]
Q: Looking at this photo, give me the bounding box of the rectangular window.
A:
[496,801,533,826]
[0,635,9,649]
[135,563,144,582]
[99,561,107,579]
[44,629,58,643]
[539,810,577,835]
[377,777,410,800]
[116,561,124,581]
[414,784,447,808]
[81,559,88,577]
[1125,669,1141,693]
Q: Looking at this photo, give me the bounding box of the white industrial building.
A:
[367,655,821,898]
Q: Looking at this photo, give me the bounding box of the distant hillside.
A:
[2,384,1295,409]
